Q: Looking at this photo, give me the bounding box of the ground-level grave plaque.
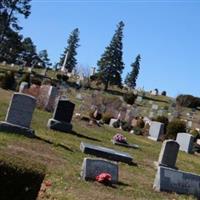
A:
[80,142,133,164]
[153,166,200,198]
[148,121,164,141]
[111,140,139,149]
[81,157,118,183]
[156,140,179,169]
[47,100,75,132]
[0,93,36,136]
[176,133,194,154]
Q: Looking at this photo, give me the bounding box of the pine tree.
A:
[38,49,51,68]
[97,21,125,91]
[59,28,80,72]
[125,54,141,89]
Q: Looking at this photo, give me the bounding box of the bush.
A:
[56,73,69,82]
[121,122,132,132]
[176,94,200,108]
[132,127,143,135]
[166,119,186,139]
[113,120,120,128]
[31,77,42,86]
[102,112,113,124]
[155,116,169,134]
[161,91,167,96]
[136,119,145,128]
[123,92,137,105]
[0,71,16,90]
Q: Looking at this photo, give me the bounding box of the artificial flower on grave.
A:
[113,133,127,143]
[96,172,112,184]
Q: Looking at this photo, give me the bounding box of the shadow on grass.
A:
[70,130,102,142]
[34,135,73,152]
[98,181,130,188]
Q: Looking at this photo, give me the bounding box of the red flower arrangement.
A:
[96,172,112,184]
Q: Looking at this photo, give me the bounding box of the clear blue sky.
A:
[18,0,200,97]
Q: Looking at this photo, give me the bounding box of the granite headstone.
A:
[81,158,118,183]
[176,133,194,154]
[148,121,164,141]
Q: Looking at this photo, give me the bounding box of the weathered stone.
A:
[80,142,133,164]
[19,82,29,93]
[148,121,164,141]
[5,93,36,128]
[0,93,36,136]
[158,140,179,168]
[176,133,194,154]
[109,118,118,127]
[153,166,200,198]
[81,158,118,183]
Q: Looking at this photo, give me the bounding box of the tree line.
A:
[0,0,141,91]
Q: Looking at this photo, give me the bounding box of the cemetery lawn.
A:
[0,88,199,200]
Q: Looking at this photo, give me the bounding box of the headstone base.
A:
[0,121,35,137]
[111,140,139,149]
[148,136,158,141]
[47,118,72,132]
[153,161,178,170]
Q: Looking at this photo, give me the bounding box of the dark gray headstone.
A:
[0,93,36,136]
[47,100,75,132]
[80,142,133,164]
[176,133,194,154]
[148,121,164,141]
[5,93,36,128]
[53,100,75,123]
[81,158,118,183]
[158,140,179,168]
[153,166,200,198]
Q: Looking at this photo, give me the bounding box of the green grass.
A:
[0,88,199,200]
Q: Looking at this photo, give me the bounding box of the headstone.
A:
[176,133,194,154]
[19,82,29,93]
[47,100,75,132]
[80,142,133,164]
[136,96,143,102]
[148,121,164,141]
[157,140,179,168]
[109,118,118,127]
[76,93,83,100]
[152,104,159,110]
[153,166,200,198]
[158,109,164,116]
[187,121,192,128]
[149,111,155,118]
[149,100,153,104]
[0,93,36,136]
[81,158,118,183]
[37,85,58,112]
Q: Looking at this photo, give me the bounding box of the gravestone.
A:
[109,118,118,127]
[19,82,29,93]
[81,158,118,183]
[153,166,200,198]
[47,100,75,132]
[176,133,194,154]
[111,140,139,149]
[37,85,58,112]
[149,111,154,118]
[0,93,36,136]
[80,142,133,164]
[136,96,143,102]
[148,121,164,141]
[157,140,179,168]
[152,104,159,110]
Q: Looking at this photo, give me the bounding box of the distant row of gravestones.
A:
[0,93,199,198]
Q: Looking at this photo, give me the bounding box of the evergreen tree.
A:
[38,49,51,68]
[0,0,31,46]
[20,37,37,66]
[97,21,125,91]
[125,54,141,89]
[59,28,80,72]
